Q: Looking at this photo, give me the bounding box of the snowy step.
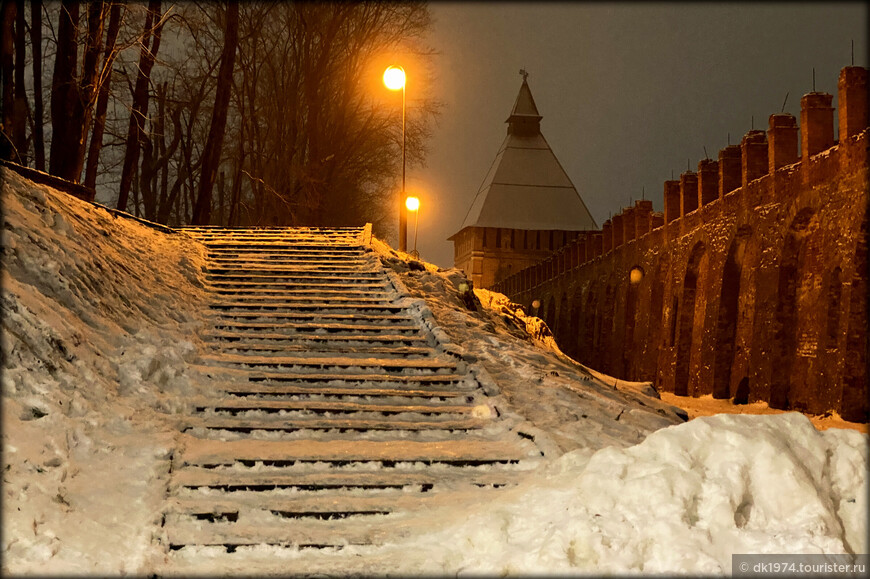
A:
[205,312,413,324]
[208,321,420,333]
[205,273,383,283]
[191,398,474,415]
[209,289,393,299]
[177,438,530,467]
[209,294,396,309]
[197,241,364,249]
[207,384,476,398]
[199,354,457,372]
[183,416,485,433]
[164,518,416,549]
[206,259,371,268]
[205,331,427,343]
[171,468,516,492]
[206,280,388,290]
[200,245,365,254]
[190,366,469,386]
[207,343,432,356]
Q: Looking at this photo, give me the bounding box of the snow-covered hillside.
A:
[2,168,209,574]
[2,170,866,575]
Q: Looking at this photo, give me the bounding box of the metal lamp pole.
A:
[383,65,408,252]
[400,76,407,252]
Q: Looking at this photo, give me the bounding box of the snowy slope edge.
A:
[2,169,209,574]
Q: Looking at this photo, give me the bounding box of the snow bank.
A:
[393,413,867,575]
[1,169,208,574]
[374,242,688,454]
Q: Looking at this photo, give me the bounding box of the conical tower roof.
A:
[454,74,597,233]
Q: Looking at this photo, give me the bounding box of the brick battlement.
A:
[490,66,868,421]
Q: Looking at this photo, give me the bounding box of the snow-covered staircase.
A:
[160,226,541,564]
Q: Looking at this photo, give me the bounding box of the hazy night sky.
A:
[404,2,868,268]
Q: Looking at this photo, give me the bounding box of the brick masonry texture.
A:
[475,67,868,421]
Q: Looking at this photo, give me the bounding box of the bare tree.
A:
[116,0,163,212]
[0,0,15,157]
[83,0,122,190]
[30,0,45,170]
[48,0,80,179]
[191,0,238,225]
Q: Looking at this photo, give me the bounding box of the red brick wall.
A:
[489,69,868,421]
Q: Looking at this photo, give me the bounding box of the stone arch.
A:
[770,208,816,410]
[558,292,569,343]
[649,261,666,352]
[734,376,750,405]
[566,285,584,359]
[622,266,643,378]
[544,295,557,333]
[674,241,707,396]
[841,217,867,422]
[580,286,597,363]
[712,226,751,399]
[597,282,616,369]
[824,266,843,348]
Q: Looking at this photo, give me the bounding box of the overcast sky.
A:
[404,2,867,268]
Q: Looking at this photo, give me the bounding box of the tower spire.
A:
[506,72,542,135]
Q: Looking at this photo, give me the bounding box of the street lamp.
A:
[383,65,407,252]
[405,195,420,258]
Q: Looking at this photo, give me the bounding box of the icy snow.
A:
[2,168,867,575]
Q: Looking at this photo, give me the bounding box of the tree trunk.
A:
[30,0,44,170]
[191,1,239,225]
[116,0,162,212]
[12,0,27,162]
[83,0,121,190]
[71,0,105,180]
[48,0,80,180]
[0,0,15,157]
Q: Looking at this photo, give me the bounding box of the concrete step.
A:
[190,366,469,386]
[183,416,485,433]
[177,437,531,467]
[199,353,457,372]
[191,398,474,415]
[204,331,429,345]
[208,321,419,333]
[171,468,516,492]
[205,311,412,322]
[205,273,383,283]
[205,384,476,398]
[206,343,432,356]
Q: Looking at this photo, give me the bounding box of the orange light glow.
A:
[383,66,406,90]
[405,196,420,211]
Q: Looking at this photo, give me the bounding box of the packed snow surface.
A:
[2,170,867,575]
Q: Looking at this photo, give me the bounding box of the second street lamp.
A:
[383,65,407,252]
[405,195,420,258]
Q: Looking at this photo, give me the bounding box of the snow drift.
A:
[388,412,867,575]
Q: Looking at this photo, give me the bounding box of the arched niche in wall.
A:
[841,217,868,422]
[674,240,707,397]
[770,207,816,410]
[558,292,569,349]
[566,284,584,360]
[581,285,598,364]
[622,266,645,379]
[545,295,557,334]
[713,225,752,399]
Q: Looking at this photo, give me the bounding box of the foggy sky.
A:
[407,2,868,269]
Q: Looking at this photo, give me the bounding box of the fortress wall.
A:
[492,66,868,421]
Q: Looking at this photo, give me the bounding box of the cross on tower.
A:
[519,68,529,81]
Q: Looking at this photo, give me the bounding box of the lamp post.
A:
[405,195,420,258]
[383,65,408,252]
